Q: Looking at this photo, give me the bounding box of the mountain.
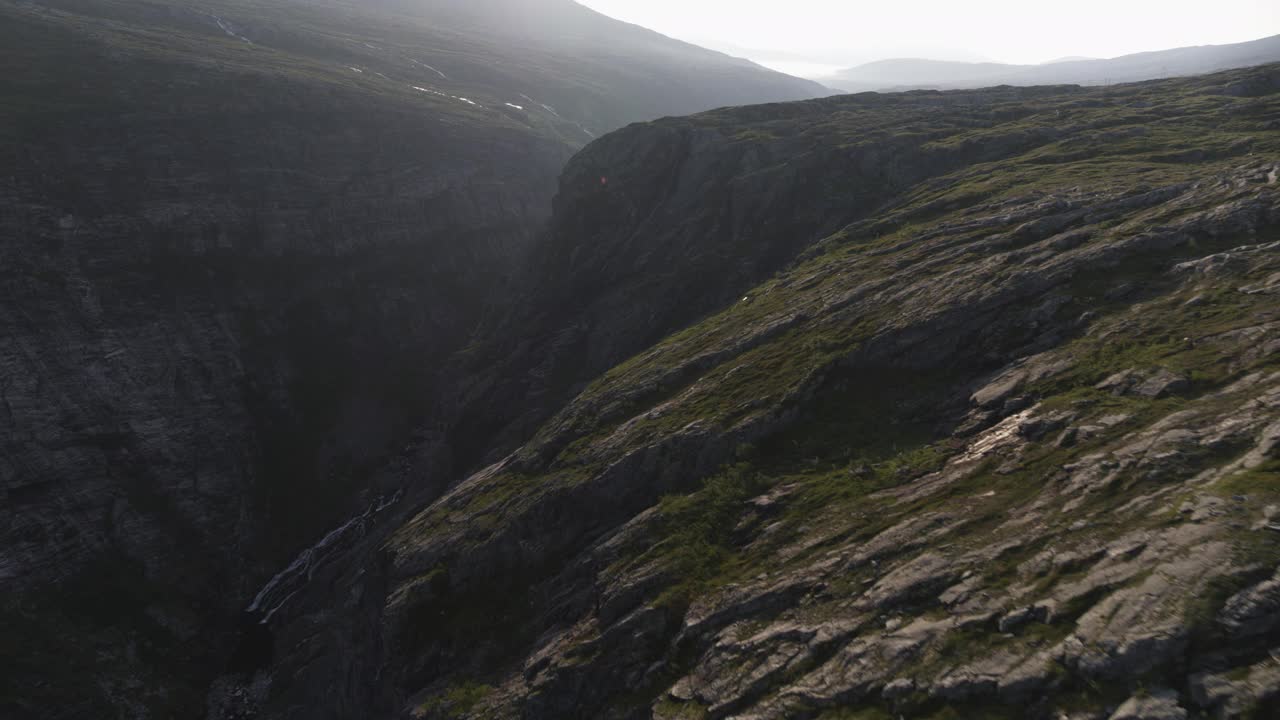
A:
[829,58,1028,90]
[5,0,1280,717]
[362,0,832,132]
[702,42,995,78]
[241,63,1280,719]
[827,34,1280,91]
[0,0,827,717]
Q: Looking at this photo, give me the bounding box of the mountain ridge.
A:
[232,63,1280,720]
[4,2,1280,718]
[826,33,1280,91]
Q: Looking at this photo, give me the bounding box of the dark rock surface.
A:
[0,0,827,716]
[6,3,1280,717]
[0,2,574,714]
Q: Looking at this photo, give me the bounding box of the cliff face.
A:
[449,84,1145,464]
[0,0,836,714]
[5,1,1280,717]
[285,65,1279,720]
[0,3,575,715]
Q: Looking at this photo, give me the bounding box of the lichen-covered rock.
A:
[1108,689,1189,720]
[361,70,1280,719]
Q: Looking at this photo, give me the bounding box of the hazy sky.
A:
[576,0,1280,71]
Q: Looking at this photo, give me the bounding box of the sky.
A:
[576,0,1280,74]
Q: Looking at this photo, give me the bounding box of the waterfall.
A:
[246,489,403,624]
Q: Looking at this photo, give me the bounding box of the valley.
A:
[1,2,1278,719]
[0,0,824,716]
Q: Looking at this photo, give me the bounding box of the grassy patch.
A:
[415,681,494,720]
[653,697,711,720]
[646,463,769,609]
[1215,460,1280,501]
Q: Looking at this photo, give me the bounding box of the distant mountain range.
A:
[824,33,1280,91]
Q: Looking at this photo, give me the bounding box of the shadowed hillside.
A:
[0,1,826,717]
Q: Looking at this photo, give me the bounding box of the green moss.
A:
[415,681,494,719]
[377,63,1280,717]
[653,698,711,720]
[1215,460,1280,500]
[646,463,768,609]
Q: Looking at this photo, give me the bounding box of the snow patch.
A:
[505,102,525,110]
[411,86,481,108]
[213,15,252,44]
[411,59,448,79]
[349,67,363,74]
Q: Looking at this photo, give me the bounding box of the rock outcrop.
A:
[349,64,1280,720]
[6,5,1280,717]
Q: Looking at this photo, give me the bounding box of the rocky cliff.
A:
[248,65,1280,719]
[0,0,826,717]
[0,2,574,715]
[5,2,1280,717]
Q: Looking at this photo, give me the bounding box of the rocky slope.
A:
[5,2,1280,715]
[0,2,568,715]
[240,64,1280,719]
[0,1,825,717]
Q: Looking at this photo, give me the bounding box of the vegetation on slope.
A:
[0,2,830,718]
[388,64,1280,719]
